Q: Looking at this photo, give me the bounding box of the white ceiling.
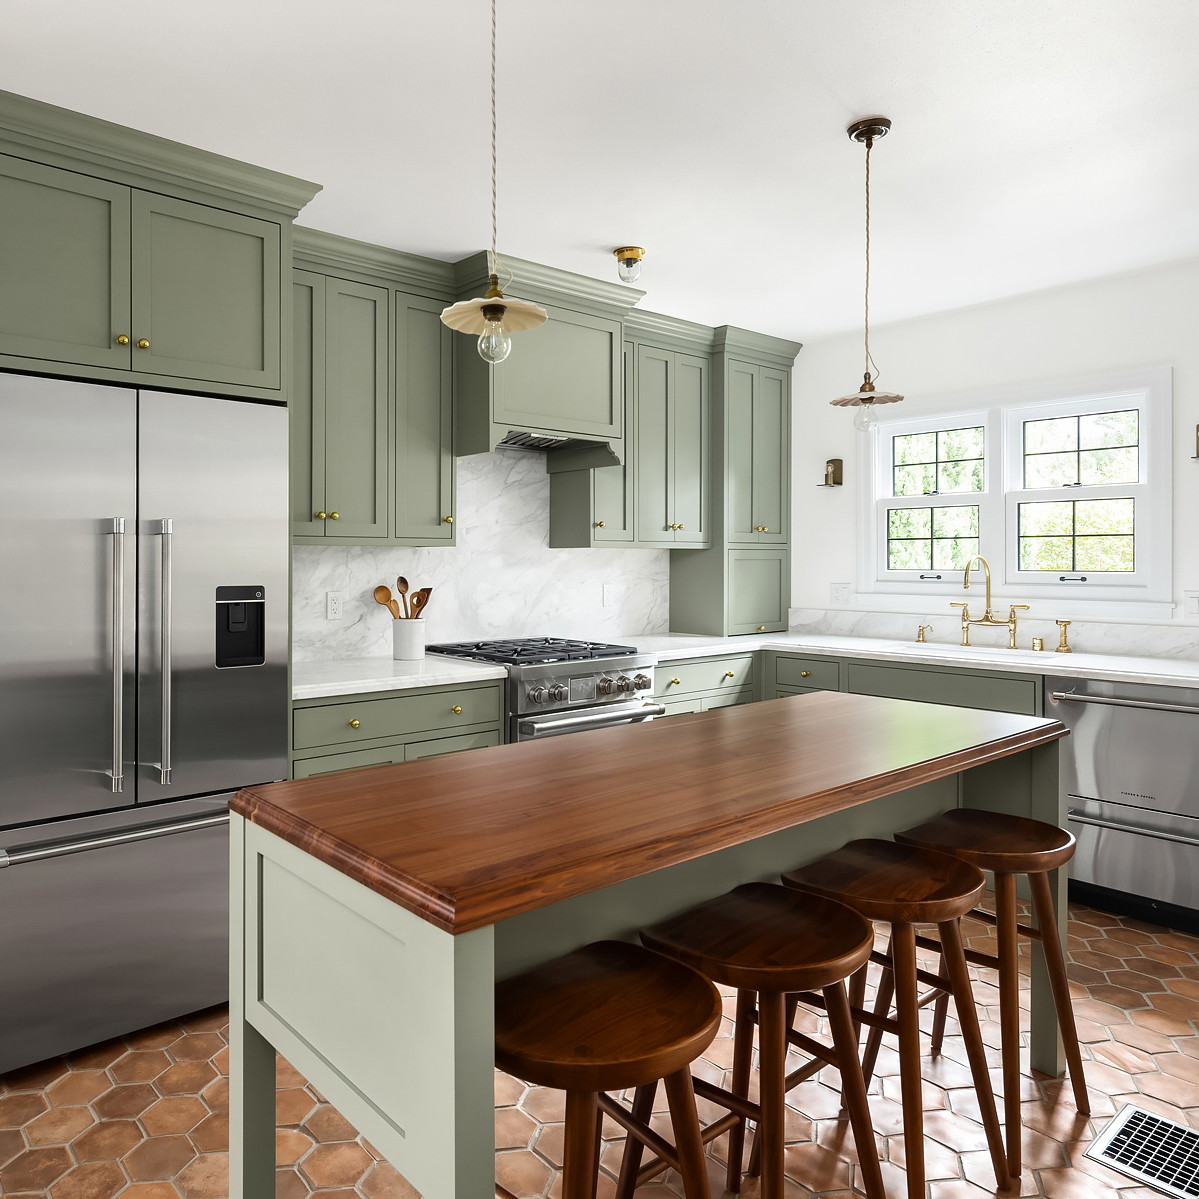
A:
[5,0,1198,341]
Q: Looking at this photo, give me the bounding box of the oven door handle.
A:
[1049,691,1199,717]
[518,702,666,739]
[1067,808,1199,849]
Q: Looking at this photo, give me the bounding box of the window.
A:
[859,368,1172,616]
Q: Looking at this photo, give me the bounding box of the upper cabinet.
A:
[291,229,456,547]
[0,90,319,400]
[726,360,789,545]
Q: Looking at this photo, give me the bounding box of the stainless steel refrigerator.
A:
[0,375,287,1072]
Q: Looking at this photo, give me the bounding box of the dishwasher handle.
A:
[1067,808,1199,850]
[1049,690,1199,717]
[0,811,229,869]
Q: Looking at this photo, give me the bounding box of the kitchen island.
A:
[229,691,1067,1198]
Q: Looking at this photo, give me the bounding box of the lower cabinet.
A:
[290,680,504,778]
[767,652,843,698]
[846,661,1042,715]
[656,653,757,718]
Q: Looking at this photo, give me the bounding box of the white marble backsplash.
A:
[789,607,1199,660]
[292,450,670,661]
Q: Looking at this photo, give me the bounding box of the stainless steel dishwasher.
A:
[1046,675,1199,929]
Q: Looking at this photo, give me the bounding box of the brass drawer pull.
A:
[757,625,766,632]
[348,719,361,729]
[451,705,463,715]
[136,338,150,349]
[315,511,327,520]
[595,521,605,528]
[800,671,810,678]
[443,515,454,524]
[724,671,735,678]
[115,334,130,346]
[329,511,340,520]
[670,678,681,686]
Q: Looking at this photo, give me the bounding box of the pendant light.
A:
[830,116,903,431]
[440,0,547,364]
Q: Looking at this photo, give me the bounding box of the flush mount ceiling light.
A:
[613,246,645,284]
[440,0,547,364]
[831,115,904,432]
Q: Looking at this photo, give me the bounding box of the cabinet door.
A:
[323,278,389,539]
[634,345,674,544]
[403,730,501,760]
[671,353,709,546]
[291,744,406,779]
[130,192,281,390]
[726,361,759,544]
[394,293,454,542]
[727,549,788,635]
[290,272,327,536]
[751,367,789,544]
[0,155,131,370]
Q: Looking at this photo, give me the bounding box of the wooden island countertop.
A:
[231,691,1067,935]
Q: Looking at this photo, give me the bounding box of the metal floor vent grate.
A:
[1086,1104,1199,1199]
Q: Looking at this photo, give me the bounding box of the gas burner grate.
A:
[427,638,638,666]
[1086,1105,1199,1198]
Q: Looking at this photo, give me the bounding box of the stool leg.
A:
[823,981,885,1199]
[663,1067,713,1199]
[890,922,926,1199]
[995,870,1022,1176]
[757,989,788,1199]
[613,1083,656,1199]
[724,988,755,1194]
[562,1090,601,1199]
[938,917,1010,1190]
[1029,868,1091,1115]
[929,977,950,1054]
[860,940,895,1089]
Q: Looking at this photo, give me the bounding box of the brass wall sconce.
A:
[818,458,843,487]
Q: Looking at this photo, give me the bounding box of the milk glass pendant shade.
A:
[439,0,547,362]
[832,116,903,426]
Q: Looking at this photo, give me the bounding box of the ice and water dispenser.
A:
[215,586,267,667]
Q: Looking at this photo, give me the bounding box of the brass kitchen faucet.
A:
[950,556,1029,648]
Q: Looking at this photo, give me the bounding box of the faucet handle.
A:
[1009,604,1030,614]
[950,602,969,614]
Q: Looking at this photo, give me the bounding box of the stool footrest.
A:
[692,1075,761,1123]
[965,907,1044,942]
[598,1091,682,1174]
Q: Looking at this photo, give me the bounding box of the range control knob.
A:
[633,673,652,691]
[529,685,549,704]
[616,675,635,693]
[597,677,616,696]
[549,683,566,701]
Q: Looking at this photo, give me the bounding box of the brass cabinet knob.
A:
[595,521,605,528]
[115,334,130,346]
[443,515,454,524]
[315,511,327,520]
[329,511,339,520]
[451,705,462,715]
[677,524,685,530]
[800,671,810,678]
[724,671,735,678]
[757,625,767,632]
[136,338,150,349]
[348,719,360,729]
[670,677,681,686]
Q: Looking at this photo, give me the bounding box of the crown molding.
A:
[293,226,455,295]
[624,308,716,352]
[713,324,803,367]
[453,251,644,318]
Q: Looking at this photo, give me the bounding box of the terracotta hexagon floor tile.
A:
[300,1140,373,1187]
[110,1050,173,1083]
[495,1071,526,1107]
[359,1161,422,1198]
[1135,1067,1199,1107]
[141,1096,208,1137]
[1128,1007,1195,1037]
[65,1040,127,1071]
[0,1092,50,1126]
[275,1057,308,1088]
[179,1009,227,1035]
[1157,1050,1199,1083]
[189,1111,229,1154]
[276,1127,314,1166]
[174,1151,229,1199]
[1146,990,1199,1021]
[47,1160,126,1199]
[71,1117,143,1162]
[199,1074,229,1112]
[275,1086,318,1126]
[120,1184,186,1199]
[496,1106,538,1151]
[274,1167,309,1199]
[495,1148,553,1198]
[927,1180,1002,1199]
[154,1060,217,1097]
[1110,1022,1176,1054]
[123,1132,197,1181]
[1089,1040,1156,1074]
[165,1034,224,1064]
[0,1126,25,1166]
[0,1145,74,1191]
[303,1103,358,1142]
[520,1086,567,1123]
[23,1103,93,1145]
[127,1023,186,1051]
[93,1082,159,1120]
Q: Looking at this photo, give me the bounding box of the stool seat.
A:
[781,837,985,924]
[640,881,874,992]
[495,939,722,1095]
[895,807,1076,874]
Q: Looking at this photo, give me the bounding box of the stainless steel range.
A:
[427,638,663,741]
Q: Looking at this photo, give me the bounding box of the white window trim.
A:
[855,366,1173,619]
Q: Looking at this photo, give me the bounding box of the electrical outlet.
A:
[326,591,343,620]
[830,583,852,605]
[602,583,617,608]
[1185,590,1199,616]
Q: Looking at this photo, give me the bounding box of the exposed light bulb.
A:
[617,256,641,284]
[853,402,877,433]
[477,317,512,364]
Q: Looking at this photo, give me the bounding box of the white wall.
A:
[791,257,1199,632]
[292,449,670,660]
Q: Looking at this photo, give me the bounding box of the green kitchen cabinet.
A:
[634,344,709,547]
[727,549,789,634]
[727,360,789,545]
[0,90,317,398]
[846,660,1042,715]
[291,271,389,540]
[655,653,757,718]
[291,229,458,546]
[770,653,843,694]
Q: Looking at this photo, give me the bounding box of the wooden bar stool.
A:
[636,882,884,1199]
[782,839,1011,1199]
[894,807,1090,1177]
[494,939,722,1199]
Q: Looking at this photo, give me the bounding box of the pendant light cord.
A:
[489,0,498,278]
[863,134,880,386]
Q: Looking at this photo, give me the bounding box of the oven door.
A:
[513,700,666,741]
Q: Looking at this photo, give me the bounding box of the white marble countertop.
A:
[292,656,507,701]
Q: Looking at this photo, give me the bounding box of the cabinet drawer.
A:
[700,687,755,711]
[772,686,825,699]
[293,684,503,750]
[659,654,755,698]
[291,745,405,779]
[775,655,841,692]
[658,698,703,719]
[846,662,1040,715]
[403,730,501,761]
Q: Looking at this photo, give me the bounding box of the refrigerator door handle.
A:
[158,517,173,785]
[0,811,229,869]
[108,517,126,793]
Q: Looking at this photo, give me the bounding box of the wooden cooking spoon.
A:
[395,576,411,619]
[373,584,400,619]
[408,587,432,619]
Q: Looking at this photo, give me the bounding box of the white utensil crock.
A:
[392,618,425,660]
